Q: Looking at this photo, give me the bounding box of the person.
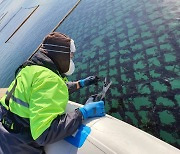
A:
[0,32,105,154]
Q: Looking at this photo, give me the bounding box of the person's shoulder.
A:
[26,65,63,82]
[24,65,55,76]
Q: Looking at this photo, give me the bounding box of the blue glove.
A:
[79,76,100,87]
[79,101,105,120]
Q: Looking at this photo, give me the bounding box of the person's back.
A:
[0,32,105,154]
[0,65,69,153]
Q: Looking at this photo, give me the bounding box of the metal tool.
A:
[97,77,112,100]
[85,77,112,104]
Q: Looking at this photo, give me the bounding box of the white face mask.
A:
[64,59,75,76]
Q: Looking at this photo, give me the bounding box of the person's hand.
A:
[79,101,105,120]
[79,76,100,87]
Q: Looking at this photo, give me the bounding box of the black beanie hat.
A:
[40,32,71,74]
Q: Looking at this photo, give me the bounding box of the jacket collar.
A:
[28,50,65,77]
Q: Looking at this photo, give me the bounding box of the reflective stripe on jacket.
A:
[0,65,68,140]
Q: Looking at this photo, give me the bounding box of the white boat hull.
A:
[45,101,180,154]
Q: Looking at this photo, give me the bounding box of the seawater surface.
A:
[0,0,180,149]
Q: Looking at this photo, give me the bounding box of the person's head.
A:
[40,32,76,76]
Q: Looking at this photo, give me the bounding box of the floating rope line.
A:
[5,5,39,43]
[0,0,7,6]
[0,11,8,22]
[0,7,21,33]
[28,0,82,60]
